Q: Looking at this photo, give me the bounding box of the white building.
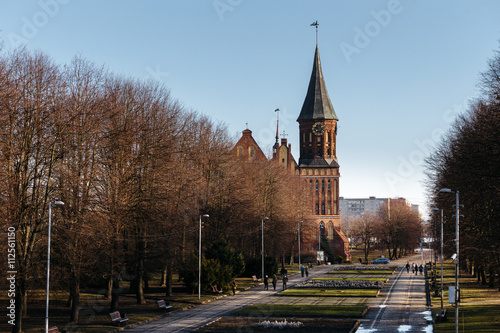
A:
[339,196,419,217]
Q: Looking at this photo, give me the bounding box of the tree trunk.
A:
[12,277,26,333]
[160,264,167,287]
[70,277,80,322]
[135,239,146,304]
[110,276,120,312]
[166,260,173,297]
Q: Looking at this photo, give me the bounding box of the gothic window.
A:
[321,180,325,192]
[319,221,325,239]
[328,221,334,240]
[309,179,312,189]
[315,203,319,215]
[249,146,255,158]
[315,180,319,192]
[328,180,331,191]
[321,202,325,215]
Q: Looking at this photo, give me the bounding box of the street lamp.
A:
[298,221,303,269]
[261,217,269,282]
[198,214,209,300]
[46,201,64,333]
[439,188,460,333]
[432,207,445,313]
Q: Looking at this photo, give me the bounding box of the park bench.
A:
[157,299,173,311]
[252,275,261,282]
[435,309,447,322]
[211,285,223,294]
[109,311,129,326]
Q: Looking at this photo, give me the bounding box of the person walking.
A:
[406,262,410,273]
[301,265,305,277]
[282,274,288,290]
[231,280,237,296]
[305,267,309,277]
[419,264,423,275]
[272,274,277,290]
[264,275,269,290]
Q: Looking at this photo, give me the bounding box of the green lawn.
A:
[279,288,380,297]
[328,270,394,275]
[312,277,388,282]
[233,304,368,318]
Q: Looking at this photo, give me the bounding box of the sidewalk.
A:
[124,265,334,333]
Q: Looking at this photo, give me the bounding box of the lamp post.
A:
[262,217,268,281]
[432,207,445,312]
[198,214,209,300]
[46,201,64,333]
[439,188,460,333]
[298,221,303,269]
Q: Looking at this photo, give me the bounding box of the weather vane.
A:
[310,21,319,46]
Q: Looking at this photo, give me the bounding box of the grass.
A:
[279,288,380,297]
[312,277,388,282]
[233,304,368,318]
[328,270,394,275]
[430,260,500,332]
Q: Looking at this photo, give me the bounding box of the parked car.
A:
[371,257,390,264]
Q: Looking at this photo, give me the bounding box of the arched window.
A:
[328,221,334,240]
[321,180,325,192]
[319,221,325,239]
[321,202,325,215]
[315,203,319,215]
[327,180,331,192]
[315,180,319,192]
[309,179,313,190]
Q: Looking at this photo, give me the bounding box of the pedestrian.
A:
[406,262,410,273]
[419,264,423,275]
[272,274,277,290]
[305,267,309,277]
[415,264,418,275]
[282,274,288,290]
[301,265,305,277]
[411,263,415,273]
[264,275,269,290]
[231,280,237,296]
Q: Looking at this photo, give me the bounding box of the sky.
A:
[1,0,500,218]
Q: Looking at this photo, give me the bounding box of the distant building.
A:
[340,196,419,217]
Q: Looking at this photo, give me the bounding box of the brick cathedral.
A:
[233,45,351,262]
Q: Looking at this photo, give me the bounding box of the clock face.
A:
[312,122,326,136]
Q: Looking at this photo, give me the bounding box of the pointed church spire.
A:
[297,46,338,121]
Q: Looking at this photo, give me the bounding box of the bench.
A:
[211,285,223,294]
[435,309,447,322]
[109,311,129,326]
[252,275,261,282]
[157,299,173,311]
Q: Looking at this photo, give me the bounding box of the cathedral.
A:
[232,44,351,262]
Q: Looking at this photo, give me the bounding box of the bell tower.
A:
[297,41,350,262]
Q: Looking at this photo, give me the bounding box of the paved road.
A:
[126,253,433,332]
[357,253,433,333]
[125,265,334,333]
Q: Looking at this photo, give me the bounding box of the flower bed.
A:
[297,279,384,289]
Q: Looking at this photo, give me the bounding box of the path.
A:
[125,265,333,333]
[357,253,433,333]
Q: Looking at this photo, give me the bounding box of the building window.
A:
[315,203,319,215]
[321,180,325,192]
[315,180,319,192]
[249,146,255,158]
[319,221,325,240]
[328,180,331,191]
[328,221,334,240]
[321,202,325,215]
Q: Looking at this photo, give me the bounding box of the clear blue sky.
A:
[2,0,500,217]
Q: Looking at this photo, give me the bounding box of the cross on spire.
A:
[281,130,288,138]
[311,21,319,46]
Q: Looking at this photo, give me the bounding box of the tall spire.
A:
[297,46,338,121]
[311,21,319,46]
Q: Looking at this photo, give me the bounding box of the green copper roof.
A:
[297,46,338,121]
